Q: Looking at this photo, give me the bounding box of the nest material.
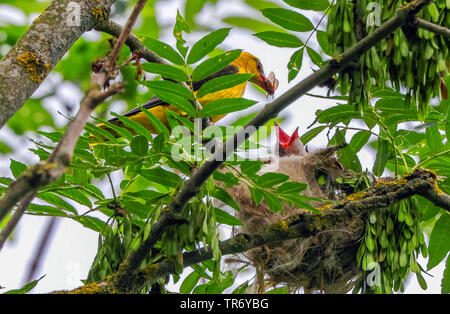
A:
[222,146,364,293]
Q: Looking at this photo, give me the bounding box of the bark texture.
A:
[0,0,116,129]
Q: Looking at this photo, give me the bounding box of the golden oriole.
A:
[97,52,275,135]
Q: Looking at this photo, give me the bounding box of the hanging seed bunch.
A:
[327,0,450,119]
[86,183,221,285]
[86,216,142,284]
[160,193,221,267]
[354,195,428,293]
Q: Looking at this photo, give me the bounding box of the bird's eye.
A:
[256,62,263,73]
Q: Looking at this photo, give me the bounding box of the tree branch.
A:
[0,0,152,242]
[117,0,432,283]
[412,16,450,40]
[103,0,148,79]
[95,20,165,64]
[56,168,448,293]
[0,0,116,129]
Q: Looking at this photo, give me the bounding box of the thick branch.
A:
[120,0,432,280]
[0,0,116,129]
[0,0,150,231]
[413,17,450,40]
[58,169,449,293]
[0,81,125,224]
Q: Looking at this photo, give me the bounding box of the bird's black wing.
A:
[192,65,239,91]
[107,97,167,124]
[107,64,240,123]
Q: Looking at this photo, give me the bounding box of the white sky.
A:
[0,0,446,293]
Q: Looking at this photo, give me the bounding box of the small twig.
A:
[414,149,450,170]
[412,16,450,40]
[107,173,118,201]
[95,20,165,65]
[24,215,58,284]
[103,0,149,78]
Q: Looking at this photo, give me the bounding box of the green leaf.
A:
[142,37,185,65]
[350,130,371,153]
[316,105,362,124]
[427,213,450,270]
[263,190,283,212]
[256,172,289,188]
[140,168,181,188]
[192,49,242,81]
[266,286,289,294]
[261,8,314,32]
[0,177,13,186]
[211,187,240,211]
[84,122,118,143]
[245,0,280,10]
[300,125,325,144]
[148,90,196,117]
[223,17,287,33]
[130,136,149,156]
[280,193,319,212]
[199,98,257,117]
[334,130,361,172]
[142,63,189,82]
[239,160,263,175]
[109,112,153,142]
[196,73,254,99]
[416,272,428,290]
[3,275,45,294]
[0,141,12,154]
[56,189,92,209]
[187,28,231,64]
[307,46,323,67]
[37,192,77,214]
[276,181,307,194]
[442,256,450,294]
[372,138,390,177]
[92,117,133,141]
[180,270,201,294]
[143,80,193,100]
[288,48,304,71]
[214,207,242,226]
[317,30,332,56]
[283,0,330,11]
[253,31,303,47]
[249,187,264,205]
[165,109,194,133]
[139,105,170,138]
[174,9,190,57]
[10,159,27,178]
[425,125,443,154]
[72,216,111,236]
[213,171,239,187]
[27,204,68,216]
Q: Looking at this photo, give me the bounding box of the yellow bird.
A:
[97,52,275,135]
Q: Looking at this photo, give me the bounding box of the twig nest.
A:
[222,145,364,293]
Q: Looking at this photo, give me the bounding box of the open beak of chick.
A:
[275,121,307,156]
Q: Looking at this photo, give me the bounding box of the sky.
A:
[0,0,446,293]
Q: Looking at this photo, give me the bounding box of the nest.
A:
[221,146,365,293]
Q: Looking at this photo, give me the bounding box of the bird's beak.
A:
[275,122,303,156]
[251,73,275,96]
